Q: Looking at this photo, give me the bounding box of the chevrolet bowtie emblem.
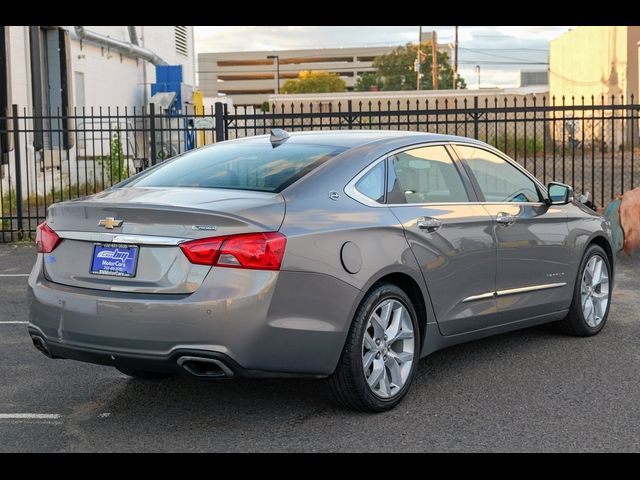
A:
[98,217,123,229]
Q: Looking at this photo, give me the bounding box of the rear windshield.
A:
[126,142,345,193]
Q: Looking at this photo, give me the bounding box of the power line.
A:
[457,61,548,65]
[459,47,546,63]
[468,48,549,52]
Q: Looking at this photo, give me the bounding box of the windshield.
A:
[126,142,345,193]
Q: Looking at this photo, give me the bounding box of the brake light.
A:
[180,232,286,271]
[179,236,226,266]
[35,223,62,253]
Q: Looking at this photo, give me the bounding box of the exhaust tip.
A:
[177,356,234,378]
[31,336,52,358]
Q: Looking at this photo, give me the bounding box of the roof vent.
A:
[270,128,290,147]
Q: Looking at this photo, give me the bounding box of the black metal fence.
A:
[1,96,639,241]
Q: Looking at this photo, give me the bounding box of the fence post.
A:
[149,103,157,166]
[347,100,353,129]
[214,102,224,143]
[11,105,23,238]
[473,96,479,140]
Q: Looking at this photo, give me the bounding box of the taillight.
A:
[35,223,62,253]
[180,232,286,271]
[179,237,226,266]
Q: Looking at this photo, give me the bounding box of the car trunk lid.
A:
[43,187,285,294]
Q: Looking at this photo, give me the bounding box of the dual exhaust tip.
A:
[31,336,234,379]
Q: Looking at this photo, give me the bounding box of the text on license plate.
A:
[90,243,139,277]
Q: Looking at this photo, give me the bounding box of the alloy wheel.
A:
[580,255,610,328]
[362,298,415,399]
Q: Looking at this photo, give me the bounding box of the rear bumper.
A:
[27,330,316,379]
[28,255,360,377]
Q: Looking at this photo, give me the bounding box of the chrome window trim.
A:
[344,141,470,208]
[344,140,550,209]
[56,231,187,246]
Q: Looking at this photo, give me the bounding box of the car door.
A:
[384,144,498,336]
[452,144,573,323]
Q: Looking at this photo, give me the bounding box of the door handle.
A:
[496,212,516,226]
[417,216,442,233]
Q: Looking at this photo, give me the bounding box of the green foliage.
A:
[1,179,111,226]
[354,42,466,92]
[354,72,383,92]
[261,101,271,112]
[1,188,17,232]
[100,130,128,183]
[281,70,347,94]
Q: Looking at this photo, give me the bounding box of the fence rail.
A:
[1,95,639,241]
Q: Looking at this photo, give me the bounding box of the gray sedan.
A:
[28,130,615,412]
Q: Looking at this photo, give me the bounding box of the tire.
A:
[328,283,421,412]
[115,366,174,380]
[552,244,612,337]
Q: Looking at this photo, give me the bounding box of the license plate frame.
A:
[90,243,139,278]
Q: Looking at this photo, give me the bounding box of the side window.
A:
[355,161,385,203]
[386,146,469,204]
[455,145,542,203]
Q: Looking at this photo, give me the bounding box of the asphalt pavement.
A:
[1,242,639,452]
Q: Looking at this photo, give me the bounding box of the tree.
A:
[354,42,466,91]
[354,72,383,92]
[281,70,347,94]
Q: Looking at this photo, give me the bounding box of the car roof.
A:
[224,129,477,149]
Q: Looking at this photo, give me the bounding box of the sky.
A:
[194,26,575,89]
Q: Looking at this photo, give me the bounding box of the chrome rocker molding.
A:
[462,282,567,303]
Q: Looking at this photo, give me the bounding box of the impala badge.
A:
[192,225,217,231]
[98,217,124,229]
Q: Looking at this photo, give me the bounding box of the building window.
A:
[74,71,85,109]
[175,26,188,57]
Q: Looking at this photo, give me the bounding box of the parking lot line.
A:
[0,414,61,419]
[0,273,29,277]
[0,321,28,324]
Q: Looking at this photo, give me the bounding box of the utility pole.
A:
[454,26,459,90]
[416,26,422,91]
[476,64,481,90]
[431,30,438,90]
[267,55,280,95]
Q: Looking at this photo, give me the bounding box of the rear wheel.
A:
[115,366,174,380]
[329,283,420,412]
[553,244,612,336]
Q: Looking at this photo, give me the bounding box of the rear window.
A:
[127,142,345,193]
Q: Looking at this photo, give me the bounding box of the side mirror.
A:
[547,182,574,205]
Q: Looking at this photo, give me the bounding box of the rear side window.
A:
[386,146,469,204]
[355,161,385,203]
[128,142,345,193]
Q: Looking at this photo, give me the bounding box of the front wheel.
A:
[553,244,612,336]
[328,283,420,412]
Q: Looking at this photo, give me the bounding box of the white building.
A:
[0,26,196,223]
[2,26,196,111]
